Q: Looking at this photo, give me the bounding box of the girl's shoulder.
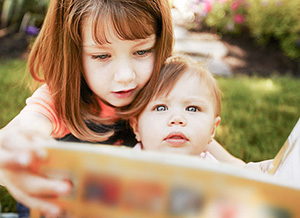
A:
[31,84,51,98]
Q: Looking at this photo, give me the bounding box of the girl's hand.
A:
[0,111,72,216]
[1,168,72,216]
[0,132,72,216]
[0,130,47,169]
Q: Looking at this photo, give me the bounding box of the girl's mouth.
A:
[112,89,135,99]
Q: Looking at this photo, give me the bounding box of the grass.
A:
[0,58,31,212]
[217,76,300,162]
[0,58,32,129]
[0,58,300,212]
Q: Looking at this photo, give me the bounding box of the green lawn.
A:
[0,58,32,129]
[217,76,300,162]
[0,58,300,212]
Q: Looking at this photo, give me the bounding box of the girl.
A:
[0,0,173,216]
[0,0,242,216]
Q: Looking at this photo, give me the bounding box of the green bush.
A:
[0,0,49,30]
[184,0,300,59]
[246,0,300,59]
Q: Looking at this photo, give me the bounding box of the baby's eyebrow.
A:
[182,96,207,102]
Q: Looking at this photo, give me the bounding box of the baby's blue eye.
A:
[186,106,199,112]
[154,105,167,111]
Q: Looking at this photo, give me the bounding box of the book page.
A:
[268,118,300,182]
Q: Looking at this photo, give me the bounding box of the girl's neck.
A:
[97,99,116,118]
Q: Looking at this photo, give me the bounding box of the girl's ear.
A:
[210,116,221,139]
[130,118,141,142]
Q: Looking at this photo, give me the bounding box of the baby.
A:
[130,56,221,161]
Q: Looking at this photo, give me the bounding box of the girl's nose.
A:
[114,61,136,84]
[168,114,187,127]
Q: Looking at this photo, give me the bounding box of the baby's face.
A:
[131,70,220,156]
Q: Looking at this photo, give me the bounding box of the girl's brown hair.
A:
[28,0,173,141]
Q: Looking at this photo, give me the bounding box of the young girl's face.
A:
[82,20,156,107]
[132,70,221,156]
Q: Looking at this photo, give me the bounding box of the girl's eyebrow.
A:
[134,34,156,46]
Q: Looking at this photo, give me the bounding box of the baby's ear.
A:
[211,116,221,138]
[129,118,141,142]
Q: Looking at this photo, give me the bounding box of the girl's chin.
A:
[107,98,133,108]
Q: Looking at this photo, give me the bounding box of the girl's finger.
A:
[1,131,48,159]
[0,150,32,168]
[9,187,62,217]
[5,170,72,196]
[2,171,72,216]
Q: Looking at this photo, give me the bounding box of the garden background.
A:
[0,0,300,213]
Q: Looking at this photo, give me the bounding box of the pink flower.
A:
[231,1,240,11]
[203,1,213,13]
[233,14,245,24]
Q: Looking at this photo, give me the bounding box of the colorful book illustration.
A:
[30,120,300,218]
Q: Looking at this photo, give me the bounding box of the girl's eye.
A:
[154,105,167,111]
[186,106,199,112]
[92,54,110,60]
[134,49,152,57]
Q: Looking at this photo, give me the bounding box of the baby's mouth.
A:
[164,132,188,146]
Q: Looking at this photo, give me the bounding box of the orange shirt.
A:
[21,84,116,138]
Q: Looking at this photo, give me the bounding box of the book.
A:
[30,121,300,218]
[268,118,300,182]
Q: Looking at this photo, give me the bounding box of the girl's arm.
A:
[0,111,72,216]
[207,139,246,167]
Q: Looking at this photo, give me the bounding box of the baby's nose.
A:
[168,114,187,127]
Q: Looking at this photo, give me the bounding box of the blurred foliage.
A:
[0,0,49,29]
[247,0,300,59]
[181,0,300,60]
[205,0,247,35]
[0,186,16,212]
[0,186,16,213]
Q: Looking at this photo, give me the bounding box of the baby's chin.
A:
[154,146,198,156]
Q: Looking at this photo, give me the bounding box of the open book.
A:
[267,118,300,182]
[30,120,300,218]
